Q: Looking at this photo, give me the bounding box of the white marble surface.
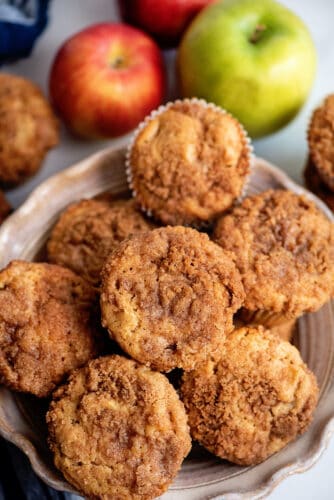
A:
[2,0,334,498]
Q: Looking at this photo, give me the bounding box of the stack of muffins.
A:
[0,99,333,500]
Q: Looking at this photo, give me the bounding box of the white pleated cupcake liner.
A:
[125,97,254,226]
[239,308,298,329]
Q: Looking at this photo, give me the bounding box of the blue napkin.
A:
[0,437,70,500]
[0,0,50,63]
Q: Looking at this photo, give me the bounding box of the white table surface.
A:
[3,0,334,498]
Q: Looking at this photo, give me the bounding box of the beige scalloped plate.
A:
[0,146,333,499]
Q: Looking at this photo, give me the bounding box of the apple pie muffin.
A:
[101,226,244,372]
[47,355,191,499]
[47,197,155,286]
[214,189,334,326]
[0,260,103,397]
[127,98,252,226]
[304,157,334,211]
[181,326,319,466]
[0,73,59,186]
[308,94,334,191]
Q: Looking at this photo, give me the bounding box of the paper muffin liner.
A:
[307,96,334,192]
[239,308,298,329]
[304,156,334,212]
[125,98,254,227]
[234,316,296,343]
[269,319,296,343]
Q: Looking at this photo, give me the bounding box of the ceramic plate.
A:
[0,146,333,499]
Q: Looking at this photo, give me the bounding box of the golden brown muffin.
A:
[304,157,334,211]
[47,197,155,286]
[101,226,244,372]
[47,355,191,500]
[308,94,334,191]
[0,260,103,397]
[128,100,251,226]
[181,326,319,466]
[214,189,334,326]
[0,73,59,186]
[0,191,11,224]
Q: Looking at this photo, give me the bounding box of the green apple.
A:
[178,0,316,137]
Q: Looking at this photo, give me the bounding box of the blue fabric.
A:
[0,437,70,499]
[0,0,50,63]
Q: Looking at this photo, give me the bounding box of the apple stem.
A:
[111,56,124,69]
[249,24,267,44]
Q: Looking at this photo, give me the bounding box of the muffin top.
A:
[308,94,334,190]
[47,355,191,500]
[0,73,59,185]
[0,260,103,397]
[47,197,155,286]
[214,189,334,317]
[181,326,319,466]
[128,100,250,226]
[101,226,244,372]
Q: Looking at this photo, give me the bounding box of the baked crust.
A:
[181,326,319,465]
[304,157,334,211]
[47,355,191,500]
[129,101,250,226]
[214,189,334,317]
[47,197,155,286]
[308,94,334,190]
[0,73,59,185]
[0,260,102,397]
[101,226,244,372]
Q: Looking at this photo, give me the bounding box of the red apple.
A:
[118,0,215,48]
[49,23,166,139]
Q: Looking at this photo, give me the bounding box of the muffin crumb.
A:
[47,355,191,499]
[0,260,103,397]
[101,226,244,372]
[0,73,59,186]
[47,197,155,285]
[181,326,319,465]
[129,100,250,226]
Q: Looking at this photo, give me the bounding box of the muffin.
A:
[101,226,245,372]
[0,73,59,186]
[47,197,155,286]
[181,326,319,466]
[127,99,251,226]
[214,189,334,326]
[304,157,334,211]
[0,191,11,225]
[0,260,103,397]
[47,355,191,500]
[308,94,334,191]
